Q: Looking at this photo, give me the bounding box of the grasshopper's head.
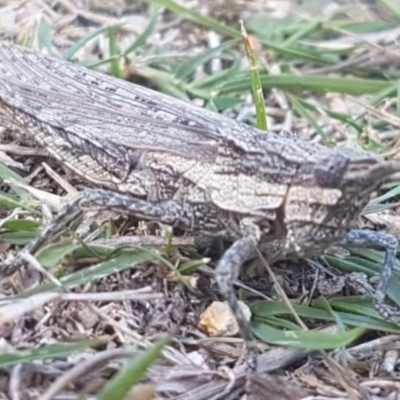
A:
[313,150,400,216]
[281,149,400,257]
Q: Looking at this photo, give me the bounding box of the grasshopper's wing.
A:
[0,41,252,161]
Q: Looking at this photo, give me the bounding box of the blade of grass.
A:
[1,219,40,231]
[143,0,240,38]
[124,5,159,55]
[252,300,400,333]
[379,0,400,21]
[288,94,330,143]
[108,29,122,78]
[189,51,241,90]
[325,254,400,308]
[98,336,170,400]
[37,17,53,53]
[221,74,392,96]
[174,40,238,81]
[0,191,37,213]
[252,321,365,349]
[364,184,400,210]
[240,20,267,131]
[0,340,103,368]
[283,17,327,47]
[63,23,127,60]
[0,162,31,198]
[18,248,161,298]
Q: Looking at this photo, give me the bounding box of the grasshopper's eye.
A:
[314,153,350,187]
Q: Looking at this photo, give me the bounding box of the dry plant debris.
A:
[1,0,400,399]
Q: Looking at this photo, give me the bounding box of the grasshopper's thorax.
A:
[280,150,400,259]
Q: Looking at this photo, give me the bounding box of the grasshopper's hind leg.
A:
[0,188,189,276]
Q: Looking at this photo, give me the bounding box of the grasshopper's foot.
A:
[0,257,25,277]
[341,229,399,325]
[244,341,259,396]
[374,301,400,324]
[245,343,259,374]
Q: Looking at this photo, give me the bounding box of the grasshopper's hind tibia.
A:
[0,189,189,276]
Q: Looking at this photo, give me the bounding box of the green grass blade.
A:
[288,94,329,142]
[252,321,365,349]
[98,336,170,400]
[174,40,237,81]
[240,21,267,130]
[63,23,127,60]
[124,5,159,55]
[0,340,102,368]
[142,0,240,38]
[18,249,160,298]
[108,29,122,78]
[221,74,392,96]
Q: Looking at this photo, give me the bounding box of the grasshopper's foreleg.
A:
[215,218,261,379]
[339,229,399,321]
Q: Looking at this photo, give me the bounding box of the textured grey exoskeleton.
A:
[0,41,399,379]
